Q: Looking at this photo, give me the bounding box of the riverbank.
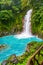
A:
[1,41,43,65]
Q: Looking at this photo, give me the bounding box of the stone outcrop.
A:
[9,54,18,64]
[1,60,9,65]
[0,44,7,50]
[1,54,18,65]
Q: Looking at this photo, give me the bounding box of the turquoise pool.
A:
[0,35,43,62]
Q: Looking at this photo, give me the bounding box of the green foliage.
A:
[0,0,30,36]
[0,0,43,65]
[0,0,43,38]
[15,42,43,65]
[0,10,14,32]
[1,41,43,65]
[0,10,14,24]
[30,0,43,38]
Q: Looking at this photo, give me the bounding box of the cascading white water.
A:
[15,9,33,39]
[23,9,32,35]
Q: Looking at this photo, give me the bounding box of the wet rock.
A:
[1,55,18,65]
[1,60,8,65]
[26,47,30,53]
[9,54,18,64]
[26,44,31,53]
[0,44,7,50]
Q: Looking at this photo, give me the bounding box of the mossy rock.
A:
[0,44,7,51]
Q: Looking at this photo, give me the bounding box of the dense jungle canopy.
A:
[0,0,43,38]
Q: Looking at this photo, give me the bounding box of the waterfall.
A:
[23,9,32,35]
[15,9,33,39]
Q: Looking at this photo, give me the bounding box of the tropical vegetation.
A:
[0,0,43,65]
[1,41,43,65]
[30,0,43,38]
[0,0,43,38]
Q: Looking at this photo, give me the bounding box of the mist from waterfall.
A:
[15,9,33,39]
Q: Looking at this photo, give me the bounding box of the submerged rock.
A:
[0,44,7,51]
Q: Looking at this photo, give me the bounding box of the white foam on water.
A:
[15,9,34,39]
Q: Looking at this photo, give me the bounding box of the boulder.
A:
[0,44,7,50]
[9,54,18,64]
[1,60,8,65]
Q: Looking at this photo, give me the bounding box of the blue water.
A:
[0,35,43,62]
